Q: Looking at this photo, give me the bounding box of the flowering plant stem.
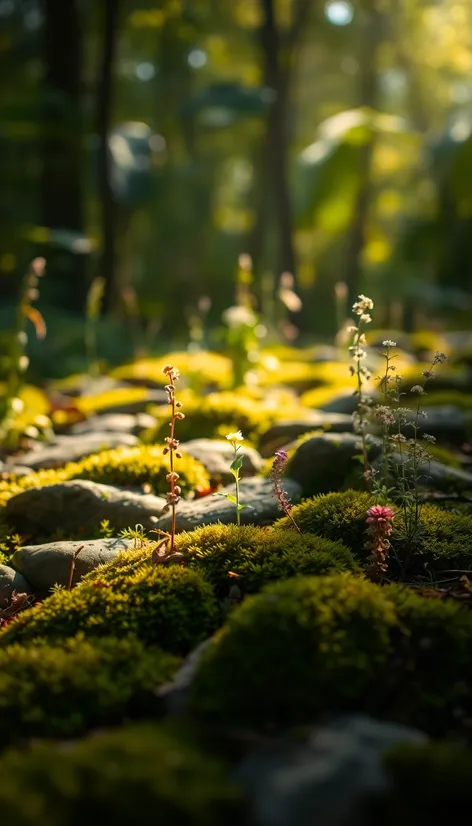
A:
[162,365,184,553]
[219,431,246,526]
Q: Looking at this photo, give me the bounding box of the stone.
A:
[236,715,427,826]
[259,414,354,458]
[181,438,262,480]
[287,432,382,496]
[157,639,212,713]
[319,393,359,415]
[6,479,167,537]
[373,453,472,494]
[10,432,139,470]
[0,564,33,607]
[154,477,302,533]
[403,405,469,443]
[70,412,156,436]
[11,537,136,590]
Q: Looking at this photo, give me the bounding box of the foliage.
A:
[0,634,178,743]
[0,565,219,655]
[0,723,240,826]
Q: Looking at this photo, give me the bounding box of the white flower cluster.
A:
[352,294,374,324]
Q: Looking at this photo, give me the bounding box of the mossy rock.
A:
[276,490,472,574]
[0,635,178,743]
[0,565,218,654]
[189,573,397,725]
[110,351,234,390]
[148,390,303,445]
[172,523,358,596]
[0,722,240,826]
[367,741,472,824]
[0,445,210,511]
[189,573,472,734]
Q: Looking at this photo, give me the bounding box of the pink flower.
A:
[366,505,395,525]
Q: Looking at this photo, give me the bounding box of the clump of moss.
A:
[176,523,358,596]
[0,445,210,511]
[110,351,234,390]
[1,565,218,654]
[0,723,240,826]
[366,741,472,824]
[189,572,472,734]
[189,573,397,725]
[0,635,178,743]
[149,390,277,445]
[276,490,472,573]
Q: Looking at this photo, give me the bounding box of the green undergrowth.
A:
[0,634,178,744]
[0,565,218,654]
[189,572,472,735]
[276,490,472,573]
[0,722,240,826]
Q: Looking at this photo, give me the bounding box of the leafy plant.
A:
[218,431,246,525]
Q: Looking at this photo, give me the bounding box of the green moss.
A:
[276,490,472,573]
[0,723,240,826]
[0,635,178,743]
[110,351,234,390]
[385,584,472,734]
[189,573,397,725]
[149,390,278,444]
[175,523,359,596]
[0,565,219,654]
[0,445,210,511]
[367,741,472,824]
[189,572,472,733]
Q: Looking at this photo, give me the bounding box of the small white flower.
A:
[222,305,257,328]
[359,313,372,323]
[411,385,426,395]
[347,325,358,333]
[382,339,397,347]
[226,430,244,443]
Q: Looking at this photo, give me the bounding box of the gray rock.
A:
[6,479,167,536]
[0,564,33,607]
[259,414,354,458]
[181,438,262,480]
[11,537,136,590]
[157,639,212,713]
[287,432,382,496]
[319,393,359,415]
[236,715,426,826]
[404,405,469,443]
[70,412,156,436]
[154,477,302,533]
[11,432,139,470]
[373,453,472,493]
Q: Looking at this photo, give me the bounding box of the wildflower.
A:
[411,385,426,395]
[382,340,397,347]
[374,405,396,425]
[360,313,372,323]
[433,352,448,364]
[226,430,244,444]
[270,450,302,534]
[366,505,395,526]
[422,433,436,444]
[222,305,257,328]
[365,505,395,580]
[347,325,358,333]
[422,369,435,380]
[352,294,374,315]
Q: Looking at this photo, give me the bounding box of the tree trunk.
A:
[97,0,120,313]
[41,0,84,311]
[344,2,383,310]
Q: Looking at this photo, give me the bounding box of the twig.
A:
[68,545,85,591]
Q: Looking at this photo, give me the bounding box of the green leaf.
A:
[230,454,244,472]
[237,503,246,511]
[217,492,238,504]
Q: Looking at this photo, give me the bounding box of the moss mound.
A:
[190,572,472,733]
[0,565,218,654]
[0,445,210,511]
[367,741,472,824]
[189,573,397,725]
[149,390,293,444]
[0,723,240,826]
[0,635,178,743]
[175,523,359,596]
[276,490,472,573]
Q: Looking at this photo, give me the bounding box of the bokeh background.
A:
[1,0,472,377]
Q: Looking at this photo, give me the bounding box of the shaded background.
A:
[1,0,472,375]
